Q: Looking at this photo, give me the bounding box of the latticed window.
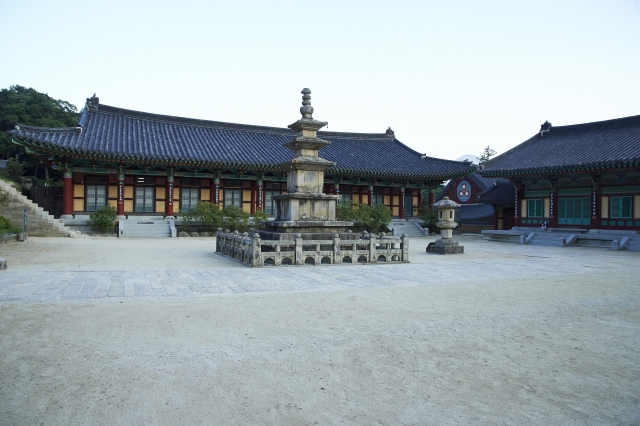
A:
[264,191,279,215]
[135,187,155,212]
[339,192,352,206]
[372,194,384,206]
[86,185,106,212]
[610,196,632,218]
[224,189,242,209]
[558,198,590,225]
[527,199,543,218]
[181,188,199,212]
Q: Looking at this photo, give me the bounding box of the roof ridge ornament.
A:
[300,88,313,118]
[386,127,395,138]
[540,120,552,137]
[86,94,99,111]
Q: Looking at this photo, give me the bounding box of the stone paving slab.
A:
[1,248,635,303]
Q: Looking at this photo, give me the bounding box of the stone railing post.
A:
[226,233,231,256]
[369,233,377,263]
[242,232,249,264]
[275,241,282,266]
[295,233,303,265]
[333,233,341,264]
[233,230,239,259]
[216,227,223,252]
[252,233,262,267]
[401,233,410,261]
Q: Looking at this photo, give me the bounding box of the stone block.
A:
[427,238,464,255]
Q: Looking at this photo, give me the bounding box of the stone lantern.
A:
[427,196,464,254]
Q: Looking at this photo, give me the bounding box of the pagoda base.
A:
[272,193,340,222]
[261,220,356,240]
[426,238,464,255]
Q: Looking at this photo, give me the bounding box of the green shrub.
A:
[181,201,223,232]
[222,205,250,232]
[0,190,8,206]
[420,206,439,233]
[337,202,391,233]
[0,215,21,234]
[249,208,269,230]
[2,156,25,182]
[90,205,117,233]
[181,203,268,233]
[0,215,12,229]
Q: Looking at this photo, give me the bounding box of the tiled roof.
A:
[481,114,640,177]
[460,203,494,221]
[434,173,509,202]
[476,181,515,205]
[10,104,474,180]
[466,173,509,190]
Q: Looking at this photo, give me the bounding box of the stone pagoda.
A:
[261,88,354,239]
[216,88,410,267]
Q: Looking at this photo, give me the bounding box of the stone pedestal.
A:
[427,196,464,255]
[429,238,464,254]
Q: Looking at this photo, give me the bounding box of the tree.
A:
[477,145,497,163]
[0,85,79,179]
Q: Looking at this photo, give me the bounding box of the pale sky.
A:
[1,0,639,161]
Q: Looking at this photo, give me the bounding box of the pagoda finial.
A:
[300,88,313,119]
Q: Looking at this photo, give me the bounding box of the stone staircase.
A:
[121,219,172,238]
[0,180,73,237]
[389,218,426,238]
[482,227,639,251]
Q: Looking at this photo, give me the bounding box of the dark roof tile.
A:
[481,114,640,176]
[11,104,474,179]
[476,181,515,205]
[460,203,494,221]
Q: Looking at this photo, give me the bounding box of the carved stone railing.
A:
[216,229,409,267]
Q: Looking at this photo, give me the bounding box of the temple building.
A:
[9,94,474,220]
[434,173,509,233]
[480,115,640,231]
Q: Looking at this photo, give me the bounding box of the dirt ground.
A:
[0,236,639,425]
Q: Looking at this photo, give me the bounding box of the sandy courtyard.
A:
[0,236,639,425]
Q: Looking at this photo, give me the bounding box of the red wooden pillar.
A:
[62,170,73,218]
[117,172,125,218]
[417,189,423,213]
[257,179,263,211]
[250,180,256,214]
[166,175,174,217]
[591,178,600,229]
[214,178,220,207]
[514,187,522,227]
[399,187,405,219]
[548,186,557,228]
